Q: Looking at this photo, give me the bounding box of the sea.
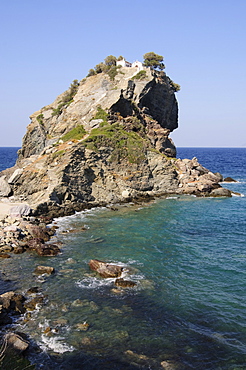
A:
[0,147,245,370]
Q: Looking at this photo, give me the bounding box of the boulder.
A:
[7,168,23,184]
[35,243,60,256]
[223,176,237,182]
[34,265,55,275]
[0,253,11,258]
[0,176,12,197]
[0,291,26,314]
[26,287,41,295]
[89,259,123,278]
[9,204,31,218]
[5,332,29,352]
[209,187,232,197]
[25,224,50,241]
[3,225,19,232]
[26,238,44,250]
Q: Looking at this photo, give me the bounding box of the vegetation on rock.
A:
[36,113,44,125]
[169,79,181,92]
[52,79,79,116]
[92,106,108,126]
[131,70,147,80]
[143,52,165,70]
[61,125,86,142]
[104,55,117,67]
[83,122,147,164]
[87,55,123,81]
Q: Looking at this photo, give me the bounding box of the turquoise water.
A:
[0,148,245,369]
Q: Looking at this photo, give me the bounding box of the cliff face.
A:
[18,68,177,160]
[0,67,229,216]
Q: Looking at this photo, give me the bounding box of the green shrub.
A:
[107,66,119,80]
[104,55,117,66]
[52,79,79,116]
[87,69,96,77]
[131,70,147,80]
[169,80,181,92]
[52,103,64,116]
[88,55,122,81]
[143,52,165,70]
[61,125,86,142]
[37,113,44,125]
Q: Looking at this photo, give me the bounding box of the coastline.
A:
[0,148,245,370]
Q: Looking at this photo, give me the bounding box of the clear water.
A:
[0,147,20,172]
[0,148,245,369]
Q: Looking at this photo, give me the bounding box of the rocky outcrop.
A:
[17,68,177,160]
[89,259,123,278]
[0,66,231,216]
[175,157,230,195]
[0,215,58,256]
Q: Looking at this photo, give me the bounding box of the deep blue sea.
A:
[0,147,245,369]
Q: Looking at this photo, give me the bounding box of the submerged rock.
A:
[24,295,44,311]
[89,259,123,278]
[115,278,137,288]
[34,265,55,275]
[75,322,90,331]
[161,359,181,369]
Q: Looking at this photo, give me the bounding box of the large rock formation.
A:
[0,66,230,217]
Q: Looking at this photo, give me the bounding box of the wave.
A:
[231,192,245,197]
[76,276,116,289]
[39,334,74,353]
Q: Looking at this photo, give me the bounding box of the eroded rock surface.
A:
[0,67,231,217]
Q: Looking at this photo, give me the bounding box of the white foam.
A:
[232,192,244,197]
[39,335,75,353]
[127,259,144,266]
[76,276,115,289]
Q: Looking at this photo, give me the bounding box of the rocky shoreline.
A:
[0,63,239,367]
[0,207,58,365]
[0,178,238,368]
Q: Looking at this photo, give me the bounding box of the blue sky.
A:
[1,0,245,147]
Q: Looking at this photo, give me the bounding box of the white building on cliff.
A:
[116,58,144,72]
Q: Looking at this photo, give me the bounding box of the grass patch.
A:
[52,150,65,160]
[61,125,86,142]
[131,70,147,80]
[84,123,147,164]
[91,106,108,126]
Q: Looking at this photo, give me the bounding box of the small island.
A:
[0,52,231,220]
